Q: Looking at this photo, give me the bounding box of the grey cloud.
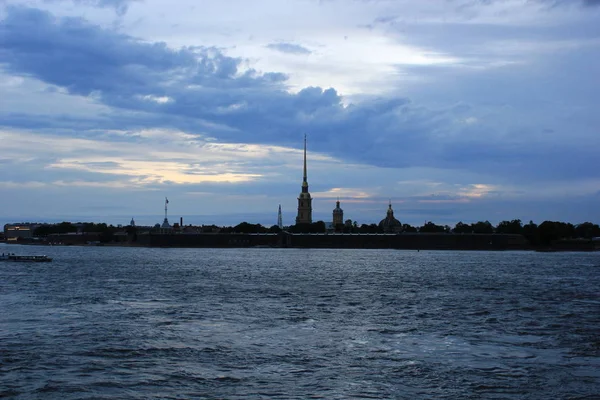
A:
[266,42,312,55]
[0,7,198,97]
[1,6,598,185]
[0,157,133,184]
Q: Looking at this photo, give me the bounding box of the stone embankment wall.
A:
[137,232,528,250]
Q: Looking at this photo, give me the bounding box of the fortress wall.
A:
[285,233,527,250]
[138,233,280,248]
[137,232,528,250]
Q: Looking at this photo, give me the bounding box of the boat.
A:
[0,253,53,262]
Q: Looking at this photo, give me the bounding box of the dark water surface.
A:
[1,245,599,399]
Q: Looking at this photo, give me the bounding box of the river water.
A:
[1,245,599,399]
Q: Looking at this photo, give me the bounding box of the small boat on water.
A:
[0,253,53,262]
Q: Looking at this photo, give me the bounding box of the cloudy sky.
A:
[1,0,599,227]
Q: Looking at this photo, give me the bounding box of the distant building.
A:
[379,202,402,233]
[333,199,344,227]
[3,223,40,240]
[296,135,313,225]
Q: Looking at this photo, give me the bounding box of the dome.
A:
[333,200,343,214]
[379,202,402,233]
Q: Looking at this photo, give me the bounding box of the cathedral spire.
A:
[302,134,308,191]
[277,204,283,229]
[296,134,312,224]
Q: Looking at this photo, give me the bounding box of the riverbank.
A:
[4,233,598,251]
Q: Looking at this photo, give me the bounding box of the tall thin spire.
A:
[301,134,309,193]
[303,134,307,184]
[296,134,312,224]
[277,204,283,229]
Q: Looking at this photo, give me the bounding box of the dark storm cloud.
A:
[266,42,312,55]
[1,6,598,184]
[0,7,196,96]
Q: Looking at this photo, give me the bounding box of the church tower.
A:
[296,135,312,224]
[332,198,343,227]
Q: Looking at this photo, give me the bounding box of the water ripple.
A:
[1,246,599,399]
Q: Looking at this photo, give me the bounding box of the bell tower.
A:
[333,198,343,226]
[296,134,312,224]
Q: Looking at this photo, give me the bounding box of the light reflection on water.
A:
[1,245,599,399]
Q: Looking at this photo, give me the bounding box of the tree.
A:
[81,222,97,233]
[56,221,78,234]
[538,221,575,245]
[342,219,355,233]
[472,221,494,234]
[233,222,268,233]
[402,224,418,233]
[311,221,327,233]
[452,221,472,234]
[268,225,282,233]
[419,222,446,233]
[522,220,539,246]
[496,219,522,235]
[33,222,77,236]
[358,224,381,233]
[33,224,53,237]
[219,226,234,233]
[574,222,600,239]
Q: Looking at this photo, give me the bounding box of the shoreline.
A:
[2,238,598,252]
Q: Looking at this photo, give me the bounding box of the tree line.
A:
[33,222,128,243]
[31,219,600,246]
[222,219,600,246]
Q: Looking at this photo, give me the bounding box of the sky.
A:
[1,0,599,228]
